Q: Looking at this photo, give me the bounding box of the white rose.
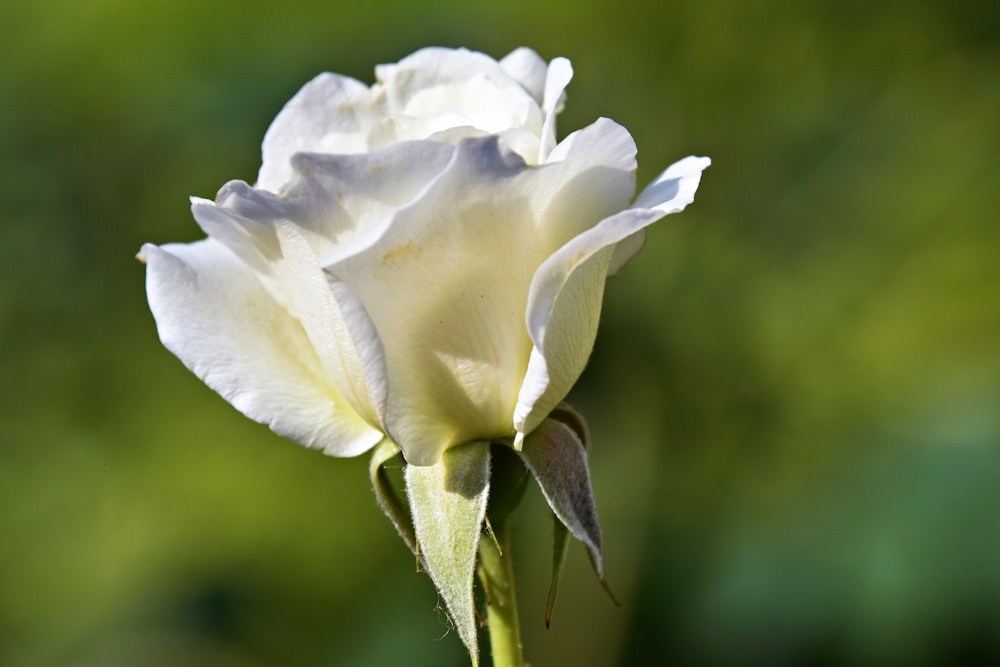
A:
[140,47,710,466]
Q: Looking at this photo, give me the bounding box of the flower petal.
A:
[538,117,637,249]
[328,137,535,464]
[257,72,375,191]
[606,229,647,276]
[514,156,711,436]
[190,196,390,429]
[538,57,573,162]
[285,140,456,265]
[608,155,713,274]
[405,441,491,666]
[499,47,548,104]
[634,155,713,212]
[257,48,559,193]
[326,126,637,465]
[197,142,460,425]
[545,116,635,170]
[376,47,543,145]
[141,239,382,457]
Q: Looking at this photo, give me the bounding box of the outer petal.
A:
[609,155,715,274]
[192,141,467,429]
[257,73,376,191]
[606,229,647,276]
[140,239,382,457]
[190,197,390,430]
[514,156,711,437]
[328,127,638,465]
[633,155,714,211]
[538,117,637,250]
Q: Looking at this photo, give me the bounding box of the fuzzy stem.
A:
[478,523,525,667]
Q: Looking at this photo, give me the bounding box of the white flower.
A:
[140,46,709,467]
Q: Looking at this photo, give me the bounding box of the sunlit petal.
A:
[141,240,381,456]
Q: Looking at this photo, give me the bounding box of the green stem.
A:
[478,523,525,667]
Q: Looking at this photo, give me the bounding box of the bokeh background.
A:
[2,0,998,665]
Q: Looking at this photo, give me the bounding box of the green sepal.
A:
[368,438,417,556]
[406,441,492,667]
[545,512,570,628]
[548,402,590,448]
[518,416,609,585]
[544,401,591,626]
[544,404,620,607]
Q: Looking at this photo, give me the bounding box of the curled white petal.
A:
[515,156,711,436]
[142,239,382,457]
[608,155,713,274]
[190,196,390,429]
[634,155,713,212]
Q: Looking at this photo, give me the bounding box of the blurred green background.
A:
[2,0,998,664]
